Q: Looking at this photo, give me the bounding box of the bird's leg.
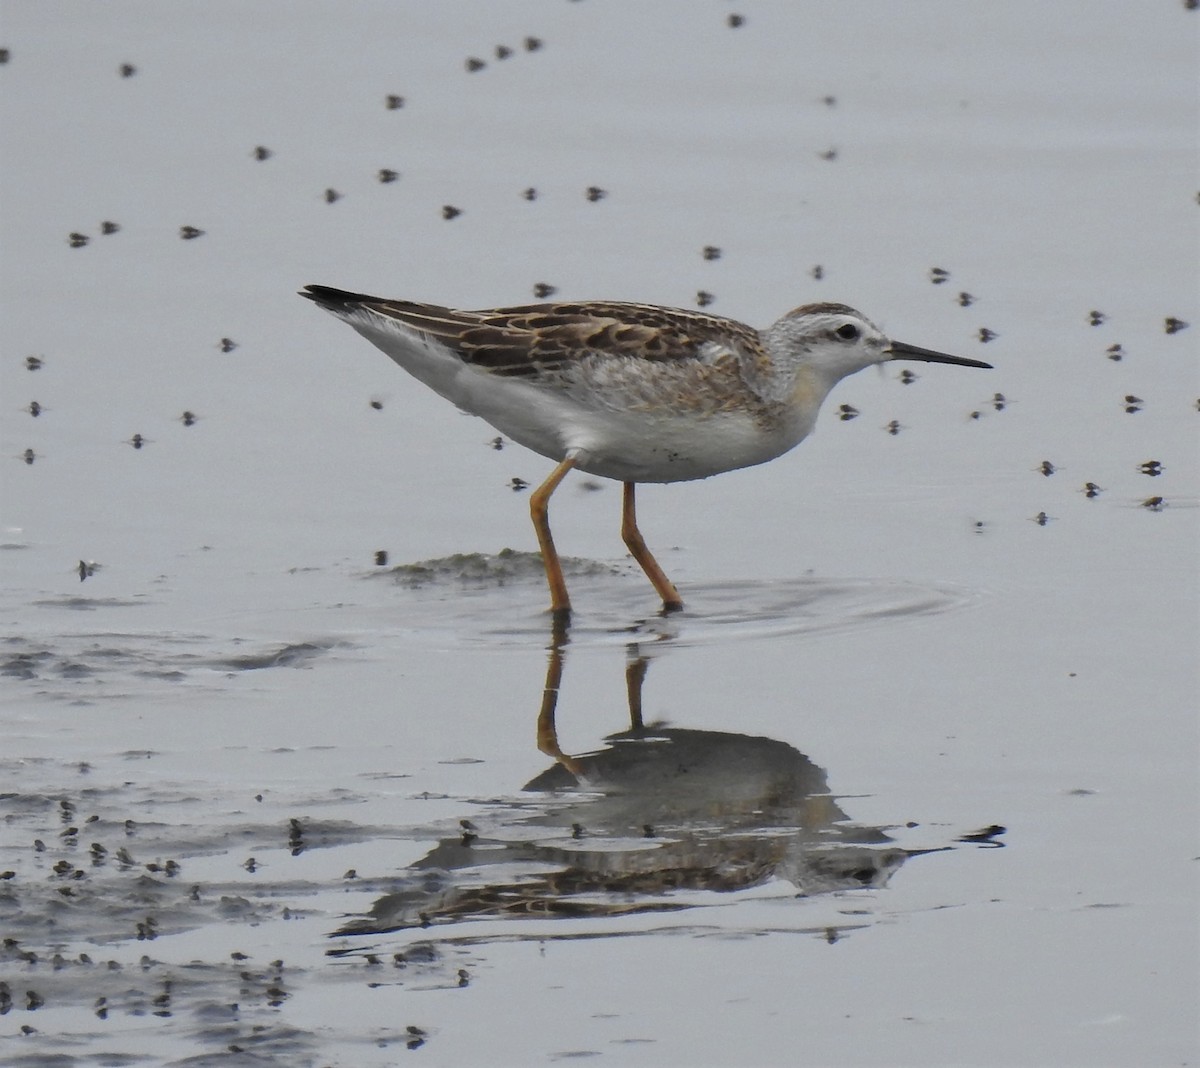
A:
[529,456,577,620]
[621,482,683,612]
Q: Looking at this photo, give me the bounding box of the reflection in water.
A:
[336,625,991,940]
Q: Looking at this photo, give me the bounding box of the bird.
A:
[301,285,992,619]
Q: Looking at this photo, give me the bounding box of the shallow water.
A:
[2,2,1197,1066]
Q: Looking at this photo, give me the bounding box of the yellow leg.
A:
[529,457,577,619]
[621,482,683,612]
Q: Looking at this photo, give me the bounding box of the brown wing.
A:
[301,286,761,379]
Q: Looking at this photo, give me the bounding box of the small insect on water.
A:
[302,285,991,618]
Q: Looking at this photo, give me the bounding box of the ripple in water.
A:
[369,552,978,648]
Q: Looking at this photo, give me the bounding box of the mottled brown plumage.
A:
[302,287,794,379]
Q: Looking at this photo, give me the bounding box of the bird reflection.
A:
[336,627,952,939]
[532,630,899,883]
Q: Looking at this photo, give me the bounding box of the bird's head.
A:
[768,303,991,383]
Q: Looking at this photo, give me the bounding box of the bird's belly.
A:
[581,421,787,482]
[507,403,807,484]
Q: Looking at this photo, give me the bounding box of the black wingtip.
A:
[299,284,384,309]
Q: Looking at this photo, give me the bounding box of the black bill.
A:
[889,340,992,369]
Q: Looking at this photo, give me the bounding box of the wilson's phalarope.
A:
[301,286,991,618]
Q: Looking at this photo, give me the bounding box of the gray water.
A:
[1,3,1196,1065]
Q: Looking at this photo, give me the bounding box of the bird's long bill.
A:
[889,340,992,369]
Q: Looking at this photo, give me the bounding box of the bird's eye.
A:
[835,323,860,341]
